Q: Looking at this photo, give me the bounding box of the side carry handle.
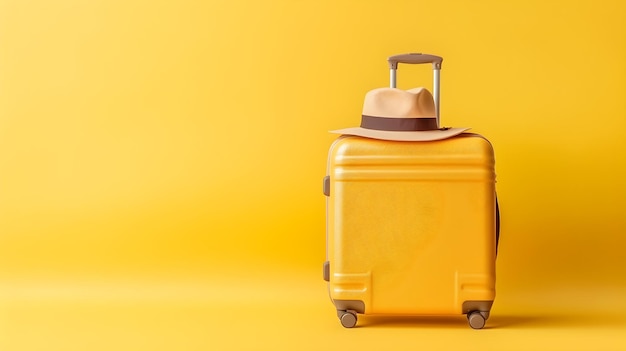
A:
[387,53,443,126]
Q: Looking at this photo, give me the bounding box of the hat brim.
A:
[329,127,470,141]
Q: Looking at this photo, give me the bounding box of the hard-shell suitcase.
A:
[323,53,499,329]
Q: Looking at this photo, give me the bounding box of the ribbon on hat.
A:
[360,116,438,131]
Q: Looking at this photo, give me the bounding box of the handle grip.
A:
[388,53,443,70]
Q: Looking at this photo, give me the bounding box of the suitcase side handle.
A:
[387,53,442,126]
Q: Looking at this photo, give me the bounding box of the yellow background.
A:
[0,0,625,350]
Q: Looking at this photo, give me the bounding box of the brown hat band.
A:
[361,115,438,131]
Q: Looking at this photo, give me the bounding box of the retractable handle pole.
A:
[388,53,443,127]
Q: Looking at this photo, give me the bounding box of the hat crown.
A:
[362,87,436,119]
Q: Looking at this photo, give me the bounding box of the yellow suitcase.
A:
[322,54,499,329]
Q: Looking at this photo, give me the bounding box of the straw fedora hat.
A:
[330,87,469,141]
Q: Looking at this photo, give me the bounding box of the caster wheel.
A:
[339,310,357,328]
[467,311,486,329]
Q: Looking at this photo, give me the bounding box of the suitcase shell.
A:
[323,133,497,326]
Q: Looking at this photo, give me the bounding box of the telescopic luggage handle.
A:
[388,53,443,126]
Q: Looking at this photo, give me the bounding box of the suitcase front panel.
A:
[327,134,496,315]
